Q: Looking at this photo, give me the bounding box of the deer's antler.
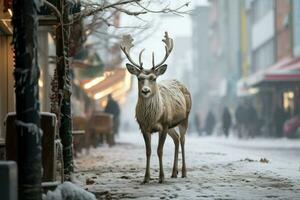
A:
[120,35,144,69]
[152,32,174,69]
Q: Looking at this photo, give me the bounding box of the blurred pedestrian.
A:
[286,105,292,118]
[194,112,202,136]
[204,110,216,135]
[222,107,232,137]
[273,105,286,137]
[105,94,121,140]
[235,103,246,138]
[246,102,258,138]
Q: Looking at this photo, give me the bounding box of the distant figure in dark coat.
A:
[235,103,247,138]
[222,107,232,137]
[105,94,121,136]
[273,105,286,137]
[194,112,202,136]
[246,102,258,137]
[204,110,216,135]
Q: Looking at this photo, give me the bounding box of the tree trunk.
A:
[12,0,42,199]
[56,0,74,177]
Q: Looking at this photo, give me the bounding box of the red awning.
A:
[280,57,300,71]
[264,72,300,82]
[263,57,300,83]
[240,57,300,87]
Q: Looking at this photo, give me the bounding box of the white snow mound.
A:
[43,182,96,200]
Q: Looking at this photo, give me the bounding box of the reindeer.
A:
[120,32,191,183]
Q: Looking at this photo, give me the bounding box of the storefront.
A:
[237,57,300,121]
[0,2,14,139]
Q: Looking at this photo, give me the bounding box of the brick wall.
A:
[275,0,292,60]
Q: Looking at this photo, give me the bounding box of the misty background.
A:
[116,0,300,139]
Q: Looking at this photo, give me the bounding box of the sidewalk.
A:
[74,132,300,200]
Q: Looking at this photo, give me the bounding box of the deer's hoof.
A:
[142,177,150,184]
[182,168,187,178]
[159,178,165,183]
[171,170,178,178]
[171,173,177,178]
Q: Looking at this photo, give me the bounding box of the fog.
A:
[117,0,300,141]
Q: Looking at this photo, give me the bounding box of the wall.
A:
[191,5,210,111]
[0,35,15,139]
[275,0,292,60]
[252,10,275,50]
[292,0,300,56]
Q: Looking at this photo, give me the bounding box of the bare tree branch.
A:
[43,0,61,18]
[67,0,190,69]
[77,0,142,19]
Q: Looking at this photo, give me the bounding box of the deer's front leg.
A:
[157,131,167,183]
[142,132,151,184]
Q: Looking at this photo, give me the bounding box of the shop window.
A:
[283,91,294,116]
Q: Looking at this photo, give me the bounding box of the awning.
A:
[80,68,132,104]
[236,78,259,97]
[0,0,12,34]
[72,52,104,79]
[240,57,300,88]
[264,70,300,82]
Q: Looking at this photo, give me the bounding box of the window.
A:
[283,91,295,116]
[252,0,274,23]
[253,39,275,72]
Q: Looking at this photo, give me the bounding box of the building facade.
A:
[0,2,14,139]
[237,0,300,135]
[207,0,241,111]
[191,5,210,111]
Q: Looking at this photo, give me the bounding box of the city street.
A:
[74,133,300,200]
[3,1,300,200]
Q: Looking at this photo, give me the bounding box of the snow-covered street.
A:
[74,133,300,200]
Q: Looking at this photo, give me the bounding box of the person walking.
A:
[273,105,286,137]
[246,102,258,138]
[204,110,216,136]
[235,103,246,138]
[222,107,232,137]
[104,94,121,144]
[194,112,202,136]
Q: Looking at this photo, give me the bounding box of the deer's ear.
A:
[126,63,140,75]
[154,64,167,76]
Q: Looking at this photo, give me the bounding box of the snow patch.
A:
[43,182,96,200]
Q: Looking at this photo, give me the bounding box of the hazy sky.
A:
[119,0,209,68]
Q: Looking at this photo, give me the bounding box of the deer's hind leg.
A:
[179,119,188,178]
[168,128,180,178]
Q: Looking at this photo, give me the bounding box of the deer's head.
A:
[120,32,173,98]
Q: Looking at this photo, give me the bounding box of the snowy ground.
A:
[74,132,300,200]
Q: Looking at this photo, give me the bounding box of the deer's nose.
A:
[141,87,150,94]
